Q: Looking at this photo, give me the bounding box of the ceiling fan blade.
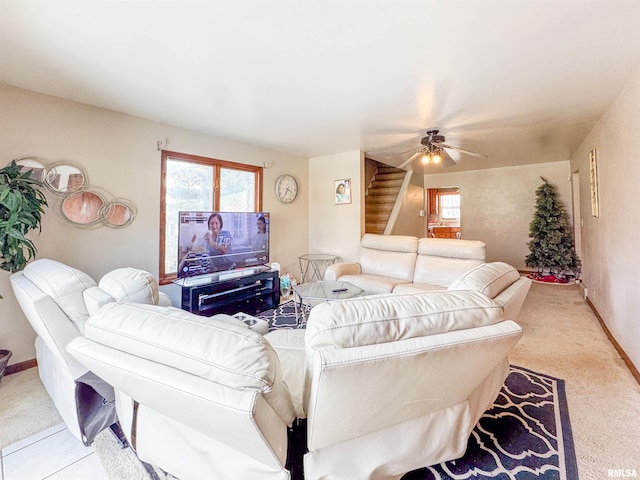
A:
[439,143,487,158]
[440,149,457,168]
[398,150,422,169]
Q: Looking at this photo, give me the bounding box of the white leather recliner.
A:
[9,258,171,444]
[267,290,523,480]
[67,303,296,480]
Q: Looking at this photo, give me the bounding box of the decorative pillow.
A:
[448,262,520,299]
[99,267,160,305]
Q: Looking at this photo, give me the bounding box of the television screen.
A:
[177,211,270,278]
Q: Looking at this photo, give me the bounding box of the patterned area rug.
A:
[402,366,578,479]
[257,299,310,330]
[259,302,578,480]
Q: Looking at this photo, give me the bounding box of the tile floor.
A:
[0,423,108,480]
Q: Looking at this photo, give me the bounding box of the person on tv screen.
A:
[204,213,231,254]
[203,213,234,270]
[252,215,268,260]
[178,213,235,275]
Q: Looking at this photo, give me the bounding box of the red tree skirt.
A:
[527,272,575,285]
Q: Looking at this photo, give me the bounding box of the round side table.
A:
[298,254,338,283]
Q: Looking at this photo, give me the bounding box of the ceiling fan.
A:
[398,129,487,169]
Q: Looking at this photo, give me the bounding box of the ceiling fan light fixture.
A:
[432,151,442,163]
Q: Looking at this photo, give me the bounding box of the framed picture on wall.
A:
[589,148,599,217]
[335,178,351,204]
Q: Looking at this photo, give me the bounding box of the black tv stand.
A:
[175,268,279,317]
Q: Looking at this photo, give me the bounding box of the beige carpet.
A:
[0,367,61,449]
[509,282,640,477]
[1,282,639,478]
[91,428,156,480]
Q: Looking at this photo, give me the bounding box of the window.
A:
[160,151,262,284]
[438,192,460,220]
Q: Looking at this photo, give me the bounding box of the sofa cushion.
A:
[99,267,160,305]
[22,258,96,331]
[391,283,445,294]
[448,262,520,299]
[338,273,411,295]
[84,303,295,425]
[356,234,418,282]
[417,238,486,260]
[305,290,503,352]
[412,238,486,287]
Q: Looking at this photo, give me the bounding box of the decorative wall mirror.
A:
[9,156,138,229]
[57,188,107,227]
[43,161,88,195]
[101,199,137,228]
[14,156,47,182]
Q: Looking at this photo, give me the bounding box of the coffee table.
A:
[292,280,364,325]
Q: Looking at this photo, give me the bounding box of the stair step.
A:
[365,222,387,233]
[366,194,398,204]
[371,179,404,189]
[375,172,406,182]
[366,212,390,222]
[377,166,404,175]
[368,187,401,196]
[366,201,394,211]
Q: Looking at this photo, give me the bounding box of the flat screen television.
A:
[177,211,270,279]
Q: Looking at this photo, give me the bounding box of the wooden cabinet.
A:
[427,189,438,214]
[430,227,461,239]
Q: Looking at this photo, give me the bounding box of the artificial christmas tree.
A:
[525,177,581,283]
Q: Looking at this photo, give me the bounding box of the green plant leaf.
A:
[0,160,48,275]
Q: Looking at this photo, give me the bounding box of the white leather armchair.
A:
[67,303,296,480]
[267,290,523,480]
[9,259,171,444]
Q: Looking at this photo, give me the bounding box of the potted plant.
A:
[0,160,48,298]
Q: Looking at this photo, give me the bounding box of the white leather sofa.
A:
[267,290,523,480]
[325,234,487,294]
[67,303,296,480]
[9,259,171,444]
[325,234,531,320]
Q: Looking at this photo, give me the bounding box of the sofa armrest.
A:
[493,277,532,320]
[157,292,173,307]
[83,286,115,316]
[324,262,362,281]
[264,329,306,418]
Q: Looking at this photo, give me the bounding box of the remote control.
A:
[332,288,348,293]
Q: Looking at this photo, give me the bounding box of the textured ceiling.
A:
[2,0,640,173]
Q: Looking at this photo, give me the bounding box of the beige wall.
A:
[424,161,572,270]
[570,63,640,371]
[0,84,309,365]
[391,180,426,237]
[308,151,363,264]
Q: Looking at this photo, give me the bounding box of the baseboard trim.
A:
[5,358,37,376]
[586,298,640,385]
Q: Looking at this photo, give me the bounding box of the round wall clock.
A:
[275,174,299,203]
